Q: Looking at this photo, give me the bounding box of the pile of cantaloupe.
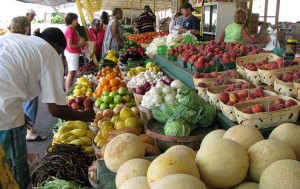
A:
[103,123,300,189]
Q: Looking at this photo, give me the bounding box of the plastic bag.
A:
[264,29,280,51]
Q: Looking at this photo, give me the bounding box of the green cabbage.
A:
[150,103,175,124]
[176,87,201,110]
[197,103,216,127]
[164,119,190,137]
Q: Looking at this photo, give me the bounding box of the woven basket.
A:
[93,106,101,114]
[92,141,101,159]
[138,104,152,120]
[258,65,300,86]
[220,89,277,122]
[233,95,300,129]
[274,76,295,97]
[293,81,300,101]
[207,85,228,110]
[126,83,138,93]
[244,68,261,85]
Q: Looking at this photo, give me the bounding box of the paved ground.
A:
[26,99,57,159]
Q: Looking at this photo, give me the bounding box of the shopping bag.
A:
[85,41,96,59]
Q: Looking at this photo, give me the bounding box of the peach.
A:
[282,73,294,82]
[198,82,207,88]
[226,101,236,106]
[254,88,265,98]
[245,96,255,101]
[285,99,297,108]
[242,107,253,114]
[237,91,248,98]
[275,104,285,110]
[236,81,245,86]
[252,104,264,113]
[242,83,252,89]
[220,92,230,104]
[266,105,276,112]
[270,64,279,70]
[229,93,239,103]
[273,98,285,105]
[238,97,246,103]
[211,82,218,87]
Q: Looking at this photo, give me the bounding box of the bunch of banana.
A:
[68,77,93,100]
[105,50,118,63]
[53,121,95,156]
[126,66,147,77]
[146,62,160,73]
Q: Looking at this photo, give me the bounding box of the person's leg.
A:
[0,126,30,189]
[65,70,76,92]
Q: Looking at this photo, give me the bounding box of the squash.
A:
[104,133,145,172]
[259,159,300,189]
[269,123,300,160]
[247,139,297,182]
[233,182,259,189]
[147,152,200,187]
[223,125,264,150]
[200,129,226,148]
[196,138,249,188]
[119,176,150,189]
[165,145,196,160]
[115,159,150,188]
[152,174,207,189]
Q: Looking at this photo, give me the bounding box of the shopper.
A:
[25,9,36,36]
[88,18,105,61]
[102,8,124,56]
[100,11,109,29]
[218,8,269,44]
[169,12,186,33]
[178,2,201,40]
[8,16,47,142]
[0,27,95,189]
[136,5,156,33]
[64,13,86,92]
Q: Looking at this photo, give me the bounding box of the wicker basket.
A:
[92,141,101,159]
[245,68,261,85]
[93,106,101,114]
[220,89,277,122]
[138,104,152,120]
[258,65,300,86]
[126,83,137,93]
[293,81,300,101]
[233,95,300,129]
[274,76,295,97]
[207,85,228,110]
[88,123,100,136]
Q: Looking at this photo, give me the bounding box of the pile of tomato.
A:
[127,32,169,45]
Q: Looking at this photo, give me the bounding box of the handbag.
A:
[85,41,96,58]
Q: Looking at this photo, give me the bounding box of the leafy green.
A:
[197,103,216,127]
[34,177,88,189]
[151,103,175,124]
[164,119,190,137]
[53,119,67,132]
[176,87,201,110]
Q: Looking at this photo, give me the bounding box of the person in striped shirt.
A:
[137,5,156,33]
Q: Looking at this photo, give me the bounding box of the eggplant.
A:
[119,56,128,64]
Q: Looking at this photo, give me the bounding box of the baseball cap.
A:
[26,9,36,16]
[181,2,195,11]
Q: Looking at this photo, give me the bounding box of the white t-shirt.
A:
[0,33,66,130]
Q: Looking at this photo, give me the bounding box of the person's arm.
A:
[67,37,85,49]
[218,28,226,42]
[112,20,124,46]
[241,27,269,44]
[47,103,95,122]
[149,9,156,21]
[178,28,200,35]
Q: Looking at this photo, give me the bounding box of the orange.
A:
[105,73,116,81]
[103,85,111,91]
[111,86,119,91]
[105,66,111,70]
[100,79,109,86]
[118,81,127,88]
[109,79,120,87]
[113,67,119,73]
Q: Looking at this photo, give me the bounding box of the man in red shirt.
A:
[137,5,156,33]
[88,18,105,61]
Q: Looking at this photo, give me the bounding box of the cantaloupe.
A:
[233,182,259,189]
[151,174,207,189]
[104,133,145,172]
[115,158,150,188]
[269,123,300,160]
[223,125,264,150]
[195,138,249,188]
[200,129,226,148]
[259,159,300,189]
[147,152,200,187]
[247,139,297,182]
[119,176,150,189]
[165,145,196,160]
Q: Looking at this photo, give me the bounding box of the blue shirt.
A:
[183,16,201,40]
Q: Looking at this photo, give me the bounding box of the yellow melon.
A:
[152,174,207,189]
[269,123,300,160]
[195,138,249,188]
[104,133,145,172]
[223,125,264,150]
[247,139,297,182]
[115,159,150,188]
[233,182,259,189]
[165,145,196,160]
[259,159,300,189]
[147,152,200,187]
[200,129,226,148]
[119,176,150,189]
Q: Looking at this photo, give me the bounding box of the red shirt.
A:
[88,27,105,56]
[65,26,81,54]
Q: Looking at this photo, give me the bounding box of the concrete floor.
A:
[26,99,57,159]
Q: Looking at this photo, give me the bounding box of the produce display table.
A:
[155,55,195,89]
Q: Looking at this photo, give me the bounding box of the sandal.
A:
[26,135,47,142]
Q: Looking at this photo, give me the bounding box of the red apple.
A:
[220,92,230,104]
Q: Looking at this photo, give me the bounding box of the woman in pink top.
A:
[88,18,105,61]
[64,13,86,92]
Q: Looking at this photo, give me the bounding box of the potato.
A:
[139,134,155,145]
[144,143,161,156]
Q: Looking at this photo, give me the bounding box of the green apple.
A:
[109,91,119,98]
[94,98,102,108]
[100,103,108,110]
[101,96,113,104]
[122,95,131,103]
[114,95,123,104]
[109,103,117,109]
[102,90,110,96]
[118,87,128,96]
